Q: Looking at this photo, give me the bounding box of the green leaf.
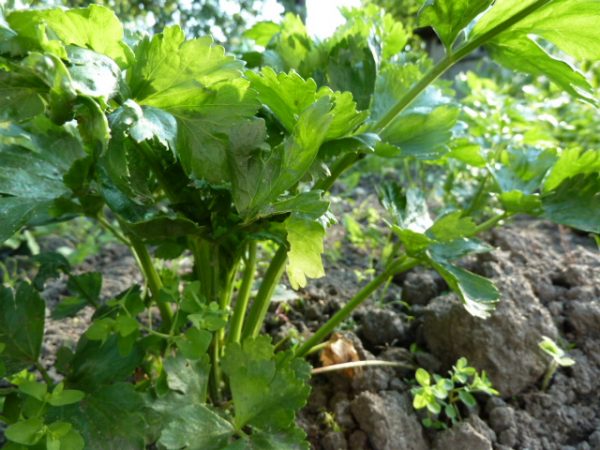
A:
[48,383,147,450]
[110,99,177,153]
[458,390,477,408]
[128,26,256,183]
[49,384,85,407]
[380,184,433,232]
[543,148,600,192]
[373,65,458,160]
[5,417,45,445]
[52,297,89,320]
[67,272,102,306]
[325,34,377,111]
[416,368,431,387]
[174,328,212,360]
[427,211,477,242]
[430,260,499,319]
[7,5,131,66]
[471,0,600,103]
[0,283,45,374]
[158,402,234,450]
[0,120,86,243]
[285,216,326,290]
[492,147,556,194]
[541,174,600,234]
[222,336,311,432]
[152,356,234,450]
[230,98,333,219]
[419,0,493,50]
[67,334,142,387]
[19,381,48,401]
[0,63,46,120]
[247,67,366,140]
[257,191,329,221]
[67,46,120,100]
[499,191,542,214]
[33,252,71,290]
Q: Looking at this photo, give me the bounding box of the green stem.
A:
[373,0,552,134]
[35,362,53,385]
[541,361,558,391]
[210,333,222,404]
[96,213,130,246]
[295,256,418,358]
[473,212,511,235]
[129,235,173,330]
[229,241,257,344]
[242,246,288,339]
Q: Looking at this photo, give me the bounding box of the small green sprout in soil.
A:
[539,336,576,391]
[411,357,498,429]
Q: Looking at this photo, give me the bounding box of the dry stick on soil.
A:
[312,360,416,375]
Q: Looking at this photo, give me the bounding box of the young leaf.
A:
[247,67,366,140]
[285,215,326,290]
[0,283,45,374]
[543,148,600,193]
[4,417,45,446]
[415,368,431,387]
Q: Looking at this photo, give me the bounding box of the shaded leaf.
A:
[0,283,45,374]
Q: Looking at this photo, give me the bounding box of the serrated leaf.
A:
[7,5,131,66]
[67,272,102,306]
[541,174,600,234]
[128,26,256,183]
[325,34,377,111]
[372,65,459,160]
[247,67,366,140]
[222,336,311,432]
[430,260,499,319]
[0,120,86,243]
[67,334,142,387]
[492,147,556,194]
[427,211,477,242]
[543,148,600,192]
[0,283,45,374]
[174,328,212,360]
[110,99,177,153]
[499,191,542,214]
[152,356,233,450]
[230,98,333,219]
[48,383,146,450]
[419,0,493,50]
[285,215,326,290]
[471,0,600,103]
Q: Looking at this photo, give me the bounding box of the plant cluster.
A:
[411,357,498,429]
[0,0,599,448]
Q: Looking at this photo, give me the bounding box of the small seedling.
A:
[538,336,575,391]
[411,357,498,429]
